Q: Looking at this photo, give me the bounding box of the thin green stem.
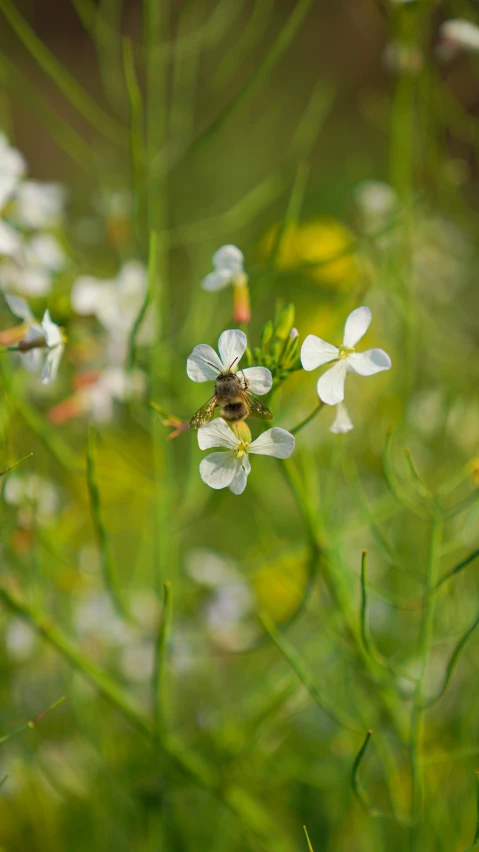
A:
[410,513,443,851]
[290,402,324,435]
[0,696,66,746]
[153,581,173,738]
[351,730,374,813]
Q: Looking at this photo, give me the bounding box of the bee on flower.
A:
[197,418,295,495]
[187,328,273,427]
[201,245,251,324]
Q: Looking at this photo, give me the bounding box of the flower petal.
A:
[248,427,295,458]
[229,456,251,495]
[4,293,36,325]
[330,402,354,434]
[197,418,239,451]
[240,366,272,395]
[342,306,372,348]
[347,348,391,375]
[187,344,224,382]
[0,221,21,261]
[199,452,239,490]
[41,343,64,384]
[317,360,348,405]
[71,276,102,315]
[41,310,63,348]
[212,245,244,275]
[218,329,247,372]
[300,335,338,371]
[201,269,233,291]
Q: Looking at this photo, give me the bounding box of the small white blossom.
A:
[0,134,26,210]
[330,402,354,434]
[439,19,479,58]
[197,418,295,495]
[301,306,391,406]
[5,294,65,384]
[1,234,66,297]
[0,220,22,262]
[13,180,66,229]
[187,328,272,394]
[201,245,245,291]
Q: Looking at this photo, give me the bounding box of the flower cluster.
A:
[184,246,393,491]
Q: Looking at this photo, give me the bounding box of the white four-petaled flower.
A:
[201,245,246,291]
[197,418,295,495]
[5,294,65,384]
[187,328,272,395]
[300,306,391,406]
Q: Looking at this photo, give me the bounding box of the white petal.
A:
[4,293,36,324]
[300,335,338,371]
[229,456,251,495]
[330,403,354,434]
[199,452,240,490]
[347,348,391,375]
[212,245,244,275]
[240,366,272,395]
[201,269,233,291]
[317,360,348,405]
[71,277,102,315]
[342,306,372,348]
[197,418,239,451]
[41,310,63,348]
[41,343,64,384]
[187,344,224,382]
[0,221,21,261]
[217,329,247,372]
[248,427,295,459]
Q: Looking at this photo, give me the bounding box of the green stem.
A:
[290,402,324,435]
[0,696,66,746]
[410,513,443,851]
[153,581,173,738]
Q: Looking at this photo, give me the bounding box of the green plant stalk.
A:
[0,695,66,746]
[86,428,129,620]
[410,513,443,851]
[303,825,314,852]
[122,38,146,239]
[153,581,173,737]
[290,402,324,435]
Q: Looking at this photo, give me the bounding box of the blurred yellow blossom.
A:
[260,217,361,289]
[252,546,311,624]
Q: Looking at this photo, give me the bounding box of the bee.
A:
[189,360,272,429]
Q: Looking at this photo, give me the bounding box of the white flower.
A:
[5,294,65,384]
[439,19,479,57]
[13,180,66,229]
[301,306,391,406]
[201,245,245,291]
[197,418,295,495]
[187,328,272,394]
[0,134,26,211]
[80,366,146,421]
[1,234,66,297]
[330,402,354,434]
[71,261,152,359]
[0,220,22,262]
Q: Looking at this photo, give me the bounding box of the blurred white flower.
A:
[201,245,250,322]
[13,180,66,229]
[202,245,245,291]
[187,328,272,394]
[72,260,152,360]
[1,234,66,297]
[5,619,37,661]
[186,548,238,587]
[4,472,60,524]
[0,220,22,262]
[5,294,65,383]
[197,418,295,495]
[301,306,391,406]
[354,180,398,232]
[330,402,354,434]
[120,640,154,682]
[438,19,479,59]
[80,366,146,421]
[0,134,26,210]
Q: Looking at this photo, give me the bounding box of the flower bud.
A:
[233,278,251,324]
[275,303,295,341]
[230,420,251,443]
[260,321,273,349]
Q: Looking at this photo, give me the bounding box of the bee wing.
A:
[242,391,273,421]
[189,396,218,429]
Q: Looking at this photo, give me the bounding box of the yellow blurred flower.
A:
[252,546,312,624]
[260,218,360,290]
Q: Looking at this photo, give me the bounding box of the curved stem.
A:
[290,401,324,435]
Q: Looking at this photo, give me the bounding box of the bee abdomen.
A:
[221,402,249,422]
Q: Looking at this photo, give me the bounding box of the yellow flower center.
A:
[338,346,355,359]
[235,441,249,459]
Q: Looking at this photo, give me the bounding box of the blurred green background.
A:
[0,0,479,850]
